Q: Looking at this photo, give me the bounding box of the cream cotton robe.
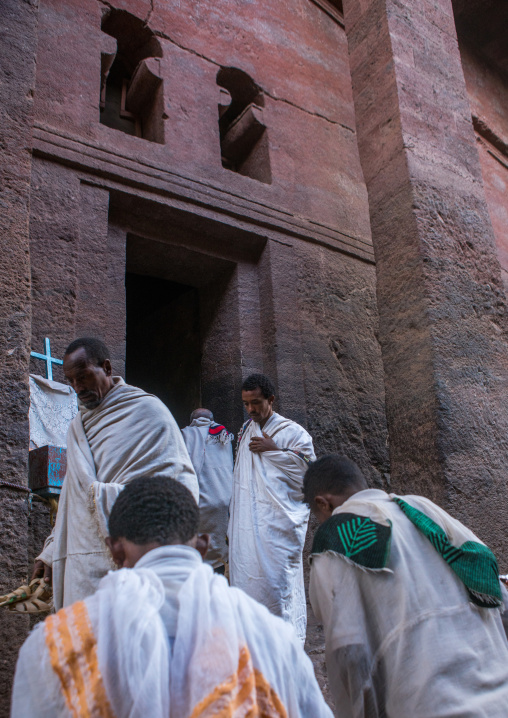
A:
[37,378,198,610]
[310,489,508,718]
[12,545,334,718]
[182,416,233,567]
[229,412,315,643]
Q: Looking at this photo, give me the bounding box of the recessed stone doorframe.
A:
[105,187,308,431]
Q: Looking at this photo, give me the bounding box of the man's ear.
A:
[106,536,125,568]
[194,534,210,559]
[268,394,275,406]
[314,495,334,517]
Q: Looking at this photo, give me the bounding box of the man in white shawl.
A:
[12,477,333,718]
[305,454,508,718]
[182,407,233,569]
[228,373,315,643]
[32,337,198,611]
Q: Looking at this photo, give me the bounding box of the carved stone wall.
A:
[2,0,508,714]
[22,3,386,711]
[0,1,38,714]
[342,0,508,563]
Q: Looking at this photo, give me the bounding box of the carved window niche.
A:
[100,9,165,144]
[217,68,272,185]
[100,58,142,137]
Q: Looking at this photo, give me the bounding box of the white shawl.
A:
[12,546,333,718]
[228,412,315,643]
[310,489,508,718]
[37,378,198,610]
[182,417,233,567]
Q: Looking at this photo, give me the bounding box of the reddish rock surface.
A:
[459,43,508,292]
[1,0,508,714]
[3,0,385,712]
[343,0,508,562]
[0,0,38,711]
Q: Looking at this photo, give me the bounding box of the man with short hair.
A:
[228,373,315,643]
[305,454,508,718]
[12,478,333,718]
[182,407,233,569]
[32,337,198,610]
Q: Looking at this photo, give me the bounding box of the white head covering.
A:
[95,566,170,718]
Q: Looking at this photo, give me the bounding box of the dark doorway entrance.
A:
[125,273,201,427]
[124,232,243,429]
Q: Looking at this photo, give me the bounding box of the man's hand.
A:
[31,559,52,585]
[249,432,279,453]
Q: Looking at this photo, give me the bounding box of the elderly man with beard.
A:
[32,337,198,610]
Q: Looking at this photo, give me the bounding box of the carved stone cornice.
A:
[31,121,375,264]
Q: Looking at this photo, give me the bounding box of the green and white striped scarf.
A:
[392,497,502,608]
[311,495,502,609]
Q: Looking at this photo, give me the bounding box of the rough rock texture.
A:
[32,0,370,237]
[4,0,508,712]
[0,0,35,483]
[28,500,53,635]
[343,0,508,564]
[0,1,38,715]
[458,42,508,292]
[0,493,30,717]
[296,242,389,483]
[21,0,386,706]
[29,164,125,380]
[296,240,389,707]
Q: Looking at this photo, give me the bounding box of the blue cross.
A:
[30,338,63,381]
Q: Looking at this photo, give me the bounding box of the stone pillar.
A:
[200,267,245,432]
[342,0,508,560]
[258,241,308,426]
[77,184,126,375]
[0,0,38,714]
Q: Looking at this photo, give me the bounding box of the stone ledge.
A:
[473,114,508,158]
[32,122,375,265]
[309,0,345,27]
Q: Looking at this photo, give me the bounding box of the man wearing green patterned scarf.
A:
[304,454,508,718]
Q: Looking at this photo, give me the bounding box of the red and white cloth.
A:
[182,417,234,567]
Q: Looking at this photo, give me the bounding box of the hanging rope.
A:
[0,481,31,493]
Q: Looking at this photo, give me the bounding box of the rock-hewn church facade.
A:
[1,0,507,713]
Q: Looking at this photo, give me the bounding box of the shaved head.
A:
[190,408,214,422]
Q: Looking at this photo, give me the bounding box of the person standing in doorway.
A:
[182,407,234,571]
[228,373,315,643]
